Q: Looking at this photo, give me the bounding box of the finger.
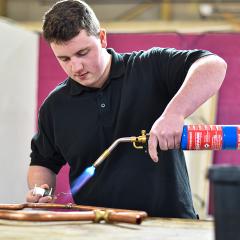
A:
[148,134,159,162]
[157,134,168,151]
[26,195,40,203]
[26,190,41,203]
[166,136,175,149]
[52,196,58,202]
[38,196,53,203]
[40,184,50,190]
[174,134,182,149]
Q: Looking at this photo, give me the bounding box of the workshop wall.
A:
[0,19,38,203]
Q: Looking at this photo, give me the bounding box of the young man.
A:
[27,0,227,218]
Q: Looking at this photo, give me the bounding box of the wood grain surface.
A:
[0,217,214,240]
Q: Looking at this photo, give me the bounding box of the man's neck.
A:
[96,49,112,88]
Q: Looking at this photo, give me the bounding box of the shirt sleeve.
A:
[167,48,213,97]
[149,47,214,99]
[30,103,66,174]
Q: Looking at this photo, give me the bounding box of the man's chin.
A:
[72,78,97,88]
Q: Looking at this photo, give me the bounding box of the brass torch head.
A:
[132,130,148,149]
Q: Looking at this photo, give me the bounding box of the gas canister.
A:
[181,125,240,150]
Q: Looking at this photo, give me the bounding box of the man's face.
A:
[50,29,108,88]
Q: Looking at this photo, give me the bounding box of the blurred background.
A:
[2,0,240,32]
[0,0,240,219]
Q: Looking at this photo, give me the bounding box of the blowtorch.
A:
[71,124,240,195]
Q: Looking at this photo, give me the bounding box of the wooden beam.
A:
[115,3,155,21]
[0,0,7,17]
[161,0,172,21]
[18,20,238,33]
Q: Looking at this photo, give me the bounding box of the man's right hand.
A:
[26,183,53,203]
[27,166,56,203]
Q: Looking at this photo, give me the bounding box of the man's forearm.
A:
[148,54,227,161]
[27,165,56,190]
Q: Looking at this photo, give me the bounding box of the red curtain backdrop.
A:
[38,33,240,205]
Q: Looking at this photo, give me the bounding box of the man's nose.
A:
[71,58,84,72]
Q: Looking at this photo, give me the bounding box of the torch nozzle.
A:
[93,130,148,167]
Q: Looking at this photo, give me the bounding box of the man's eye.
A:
[77,50,88,56]
[61,58,69,62]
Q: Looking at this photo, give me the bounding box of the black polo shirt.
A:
[30,47,212,218]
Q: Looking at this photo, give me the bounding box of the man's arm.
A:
[148,54,227,162]
[26,166,56,203]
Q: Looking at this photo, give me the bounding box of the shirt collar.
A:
[69,48,125,96]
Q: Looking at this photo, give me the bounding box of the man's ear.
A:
[99,29,107,48]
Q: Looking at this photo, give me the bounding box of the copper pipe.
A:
[0,203,147,217]
[0,203,27,210]
[0,210,96,222]
[108,211,143,225]
[0,209,143,224]
[0,203,147,224]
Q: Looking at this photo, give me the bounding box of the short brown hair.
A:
[43,0,100,43]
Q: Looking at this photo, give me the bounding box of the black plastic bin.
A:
[208,165,240,240]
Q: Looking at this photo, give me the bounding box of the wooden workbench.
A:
[0,217,214,240]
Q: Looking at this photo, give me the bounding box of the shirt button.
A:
[100,103,106,108]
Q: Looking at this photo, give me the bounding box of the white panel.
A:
[0,19,38,203]
[185,95,217,219]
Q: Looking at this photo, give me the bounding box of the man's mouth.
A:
[75,72,88,78]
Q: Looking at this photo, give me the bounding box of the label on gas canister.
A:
[187,125,223,150]
[238,127,240,149]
